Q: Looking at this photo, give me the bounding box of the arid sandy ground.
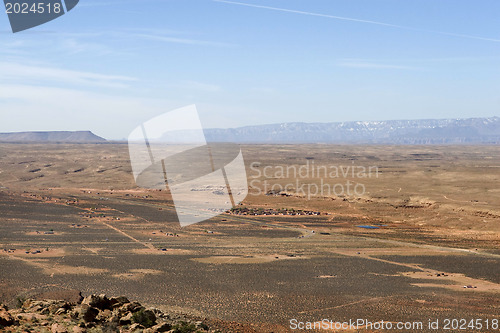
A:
[0,143,499,332]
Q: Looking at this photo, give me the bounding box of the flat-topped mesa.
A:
[0,131,107,143]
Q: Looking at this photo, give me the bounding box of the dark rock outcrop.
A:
[0,294,212,332]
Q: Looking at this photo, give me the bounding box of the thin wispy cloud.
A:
[133,33,234,47]
[0,34,118,58]
[60,38,116,55]
[0,40,28,56]
[341,56,500,64]
[213,0,500,43]
[338,61,418,70]
[0,62,137,88]
[0,30,56,34]
[174,80,223,92]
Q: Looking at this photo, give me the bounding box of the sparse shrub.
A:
[15,296,26,308]
[131,308,156,328]
[172,321,198,333]
[88,327,105,333]
[101,321,119,333]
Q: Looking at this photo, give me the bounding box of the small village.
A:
[228,207,322,217]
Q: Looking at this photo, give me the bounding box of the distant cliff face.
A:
[0,131,107,143]
[204,117,500,144]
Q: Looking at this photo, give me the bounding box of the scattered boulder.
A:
[0,305,15,327]
[119,312,133,325]
[81,294,110,310]
[80,305,99,323]
[55,307,67,315]
[119,301,143,314]
[130,323,144,330]
[51,322,68,333]
[151,322,172,332]
[109,296,129,308]
[96,308,112,321]
[107,314,119,325]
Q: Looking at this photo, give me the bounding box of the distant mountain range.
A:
[1,117,499,144]
[204,116,500,144]
[0,131,107,143]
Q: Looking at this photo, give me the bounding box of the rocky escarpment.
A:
[0,294,213,333]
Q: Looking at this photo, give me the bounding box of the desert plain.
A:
[0,143,499,332]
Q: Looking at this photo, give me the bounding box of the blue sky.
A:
[1,0,499,139]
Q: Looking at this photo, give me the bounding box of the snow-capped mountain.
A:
[204,117,500,144]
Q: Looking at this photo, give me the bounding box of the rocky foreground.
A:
[0,294,216,333]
